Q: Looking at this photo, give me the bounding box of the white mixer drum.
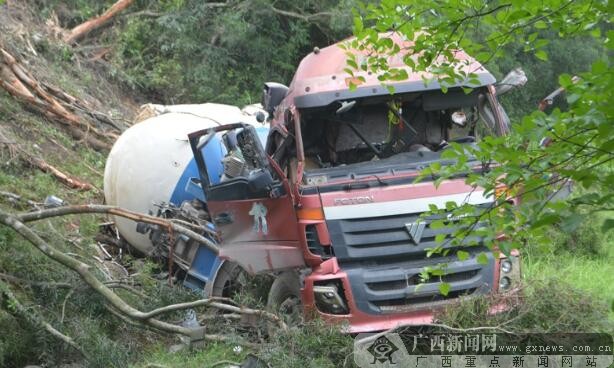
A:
[104,103,267,254]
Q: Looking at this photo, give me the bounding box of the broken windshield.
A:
[298,87,508,185]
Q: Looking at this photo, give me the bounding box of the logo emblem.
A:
[366,335,399,364]
[334,196,374,205]
[405,221,426,245]
[249,202,268,235]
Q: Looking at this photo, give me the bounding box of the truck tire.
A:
[210,261,245,298]
[267,271,303,327]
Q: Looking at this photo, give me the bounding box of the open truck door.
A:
[188,123,305,274]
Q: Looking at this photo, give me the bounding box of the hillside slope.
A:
[0,2,145,366]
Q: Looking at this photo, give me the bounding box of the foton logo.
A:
[333,196,374,205]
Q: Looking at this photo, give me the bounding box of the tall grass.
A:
[523,214,614,321]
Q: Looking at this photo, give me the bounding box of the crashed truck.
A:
[104,33,524,333]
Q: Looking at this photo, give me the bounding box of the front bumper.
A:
[301,253,520,333]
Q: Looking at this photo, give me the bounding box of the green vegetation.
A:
[523,215,614,321]
[350,0,612,300]
[132,342,250,368]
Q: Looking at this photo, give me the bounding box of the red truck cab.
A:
[189,33,521,333]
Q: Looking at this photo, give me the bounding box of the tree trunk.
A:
[64,0,135,45]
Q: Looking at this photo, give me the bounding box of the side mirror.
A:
[495,68,527,96]
[256,111,266,123]
[262,82,289,116]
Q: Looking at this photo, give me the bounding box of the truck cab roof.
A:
[285,32,495,110]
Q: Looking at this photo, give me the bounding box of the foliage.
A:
[436,278,612,333]
[348,0,612,293]
[109,0,353,105]
[487,32,605,120]
[523,241,614,321]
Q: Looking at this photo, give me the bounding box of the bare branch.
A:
[16,204,220,254]
[269,5,333,22]
[0,206,286,346]
[105,281,151,300]
[0,209,201,337]
[141,298,287,330]
[0,190,39,208]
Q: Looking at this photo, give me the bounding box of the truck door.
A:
[188,123,304,274]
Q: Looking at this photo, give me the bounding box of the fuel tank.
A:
[103,103,268,254]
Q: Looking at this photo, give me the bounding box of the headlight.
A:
[501,259,512,273]
[499,276,511,290]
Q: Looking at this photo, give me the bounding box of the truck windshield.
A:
[299,87,508,185]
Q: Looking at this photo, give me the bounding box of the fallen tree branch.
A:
[28,156,94,191]
[0,45,117,151]
[0,206,284,347]
[64,0,135,45]
[0,205,286,340]
[0,190,40,208]
[4,143,97,192]
[0,210,200,336]
[60,288,76,323]
[141,298,286,330]
[16,204,220,254]
[105,281,151,300]
[104,304,259,348]
[19,214,225,340]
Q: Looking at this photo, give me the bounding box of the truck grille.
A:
[326,210,495,315]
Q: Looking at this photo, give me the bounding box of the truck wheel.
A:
[210,261,245,298]
[267,271,303,327]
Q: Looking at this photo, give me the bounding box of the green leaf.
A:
[558,74,573,88]
[531,214,560,229]
[535,50,548,61]
[439,282,451,296]
[430,267,445,276]
[347,58,358,69]
[353,15,363,34]
[457,250,470,261]
[477,252,489,265]
[430,220,445,230]
[592,60,608,74]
